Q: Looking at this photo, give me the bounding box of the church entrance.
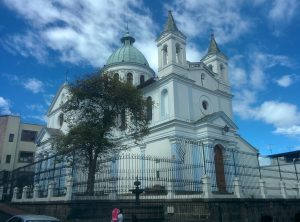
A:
[214,145,226,192]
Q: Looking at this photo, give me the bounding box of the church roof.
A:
[202,33,227,60]
[106,30,149,66]
[157,10,186,40]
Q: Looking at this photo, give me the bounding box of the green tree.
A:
[53,73,151,194]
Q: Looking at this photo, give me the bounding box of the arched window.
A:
[163,45,168,65]
[208,64,213,71]
[214,145,226,193]
[175,43,181,64]
[58,113,64,127]
[140,75,145,85]
[127,73,133,85]
[161,89,169,117]
[146,96,152,121]
[114,73,119,80]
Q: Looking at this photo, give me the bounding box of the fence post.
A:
[259,179,267,199]
[22,186,29,200]
[280,180,287,199]
[47,181,55,201]
[12,187,19,201]
[233,177,243,198]
[0,186,3,201]
[65,176,73,201]
[167,181,175,199]
[202,175,212,198]
[33,184,40,200]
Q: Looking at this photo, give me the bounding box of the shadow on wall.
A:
[295,213,300,222]
[260,215,273,222]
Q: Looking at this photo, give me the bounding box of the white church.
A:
[35,11,262,197]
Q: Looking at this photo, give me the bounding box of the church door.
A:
[214,145,226,192]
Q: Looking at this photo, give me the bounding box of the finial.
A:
[65,69,69,83]
[210,28,214,38]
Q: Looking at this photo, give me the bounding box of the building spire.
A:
[164,10,179,32]
[207,32,221,55]
[120,25,135,45]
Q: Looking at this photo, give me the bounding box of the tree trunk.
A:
[86,156,97,195]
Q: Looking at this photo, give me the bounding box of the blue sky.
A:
[0,0,300,155]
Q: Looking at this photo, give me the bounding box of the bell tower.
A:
[201,33,229,86]
[156,11,187,77]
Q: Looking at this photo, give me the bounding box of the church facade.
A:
[36,11,260,196]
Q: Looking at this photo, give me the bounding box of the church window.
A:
[202,100,209,110]
[58,113,64,127]
[140,75,145,84]
[114,73,119,80]
[161,89,169,117]
[127,73,133,85]
[163,45,168,65]
[146,96,152,121]
[175,43,181,64]
[208,64,213,71]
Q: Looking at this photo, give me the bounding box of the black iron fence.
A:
[0,146,299,201]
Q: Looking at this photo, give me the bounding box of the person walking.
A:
[111,208,119,222]
[118,208,124,222]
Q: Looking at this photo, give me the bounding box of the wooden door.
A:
[214,145,226,192]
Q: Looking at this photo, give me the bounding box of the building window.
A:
[161,89,169,117]
[163,45,168,65]
[18,151,34,163]
[175,43,181,64]
[5,155,11,164]
[202,100,209,110]
[208,64,213,71]
[127,73,133,85]
[114,73,119,80]
[140,75,145,84]
[21,130,37,142]
[58,113,64,127]
[9,134,14,142]
[146,96,152,121]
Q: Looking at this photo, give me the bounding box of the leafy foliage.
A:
[53,73,151,194]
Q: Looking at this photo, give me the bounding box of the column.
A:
[259,179,267,199]
[65,176,73,201]
[33,184,40,199]
[22,186,29,200]
[12,187,19,201]
[47,181,56,200]
[170,138,183,191]
[202,175,212,198]
[233,177,243,198]
[280,180,287,199]
[0,186,3,201]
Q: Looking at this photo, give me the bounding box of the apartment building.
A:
[0,115,43,171]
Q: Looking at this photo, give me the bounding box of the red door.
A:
[214,145,227,192]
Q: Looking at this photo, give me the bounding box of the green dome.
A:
[106,31,149,66]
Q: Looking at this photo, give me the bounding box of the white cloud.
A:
[255,101,300,128]
[268,0,299,24]
[23,78,44,93]
[26,104,46,113]
[0,97,11,114]
[275,75,296,87]
[170,0,252,44]
[2,0,158,68]
[274,125,300,136]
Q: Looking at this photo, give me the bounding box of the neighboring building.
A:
[0,115,43,171]
[267,150,300,165]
